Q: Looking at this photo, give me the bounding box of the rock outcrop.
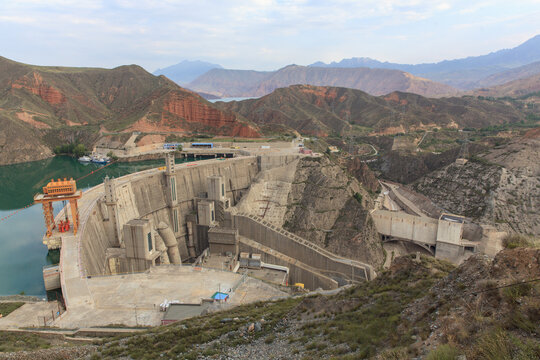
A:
[282,157,384,268]
[347,158,380,193]
[413,133,540,236]
[11,72,66,105]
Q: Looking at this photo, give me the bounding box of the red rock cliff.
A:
[11,72,65,105]
[162,93,260,137]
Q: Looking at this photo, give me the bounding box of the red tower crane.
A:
[34,178,82,237]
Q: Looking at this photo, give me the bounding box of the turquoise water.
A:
[0,156,192,296]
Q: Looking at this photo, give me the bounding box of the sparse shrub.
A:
[265,334,276,344]
[502,283,532,304]
[426,344,459,360]
[506,310,537,333]
[89,353,102,360]
[106,151,119,161]
[0,302,25,317]
[502,234,538,249]
[376,347,409,360]
[474,330,514,360]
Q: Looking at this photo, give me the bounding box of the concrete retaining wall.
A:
[233,214,372,289]
[258,155,300,171]
[372,210,438,245]
[239,240,338,290]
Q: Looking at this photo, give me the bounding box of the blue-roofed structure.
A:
[211,292,229,301]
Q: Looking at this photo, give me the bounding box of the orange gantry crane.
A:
[34,178,82,237]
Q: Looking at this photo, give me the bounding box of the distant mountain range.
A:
[153,60,222,85]
[0,56,258,165]
[473,61,540,89]
[156,35,540,98]
[310,35,540,89]
[188,65,457,98]
[2,42,538,166]
[215,84,526,137]
[473,73,540,98]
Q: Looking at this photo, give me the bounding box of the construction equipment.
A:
[34,178,82,237]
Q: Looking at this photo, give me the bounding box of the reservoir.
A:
[0,155,194,296]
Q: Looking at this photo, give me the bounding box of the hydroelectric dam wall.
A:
[75,154,373,290]
[81,157,259,276]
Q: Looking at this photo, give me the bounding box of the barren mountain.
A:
[0,56,259,165]
[187,68,272,97]
[188,65,457,98]
[216,85,526,136]
[153,59,222,85]
[474,60,540,89]
[311,34,540,89]
[473,72,540,98]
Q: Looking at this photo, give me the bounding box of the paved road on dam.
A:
[382,182,428,218]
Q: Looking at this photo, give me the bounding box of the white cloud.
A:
[0,0,538,70]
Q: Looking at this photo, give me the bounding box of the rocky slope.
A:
[188,64,457,98]
[413,129,540,236]
[282,157,384,268]
[0,56,259,165]
[371,145,479,184]
[473,72,540,98]
[346,158,380,193]
[12,247,537,359]
[218,85,526,137]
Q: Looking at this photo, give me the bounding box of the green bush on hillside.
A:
[54,143,87,157]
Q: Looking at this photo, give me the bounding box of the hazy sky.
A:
[1,0,539,72]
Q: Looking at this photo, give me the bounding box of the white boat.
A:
[78,155,91,163]
[91,155,111,164]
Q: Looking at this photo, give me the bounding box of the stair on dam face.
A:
[238,235,340,289]
[235,212,374,279]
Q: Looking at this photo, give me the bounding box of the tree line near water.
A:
[53,143,87,158]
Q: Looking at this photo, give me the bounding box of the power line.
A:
[0,160,117,223]
[470,277,540,296]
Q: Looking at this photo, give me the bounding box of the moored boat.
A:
[90,155,111,164]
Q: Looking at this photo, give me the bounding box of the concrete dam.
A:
[45,151,374,327]
[77,153,372,284]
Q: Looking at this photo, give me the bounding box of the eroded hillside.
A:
[217,85,526,137]
[0,56,259,165]
[413,129,540,236]
[282,157,384,268]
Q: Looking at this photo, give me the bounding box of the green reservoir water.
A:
[0,155,194,296]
